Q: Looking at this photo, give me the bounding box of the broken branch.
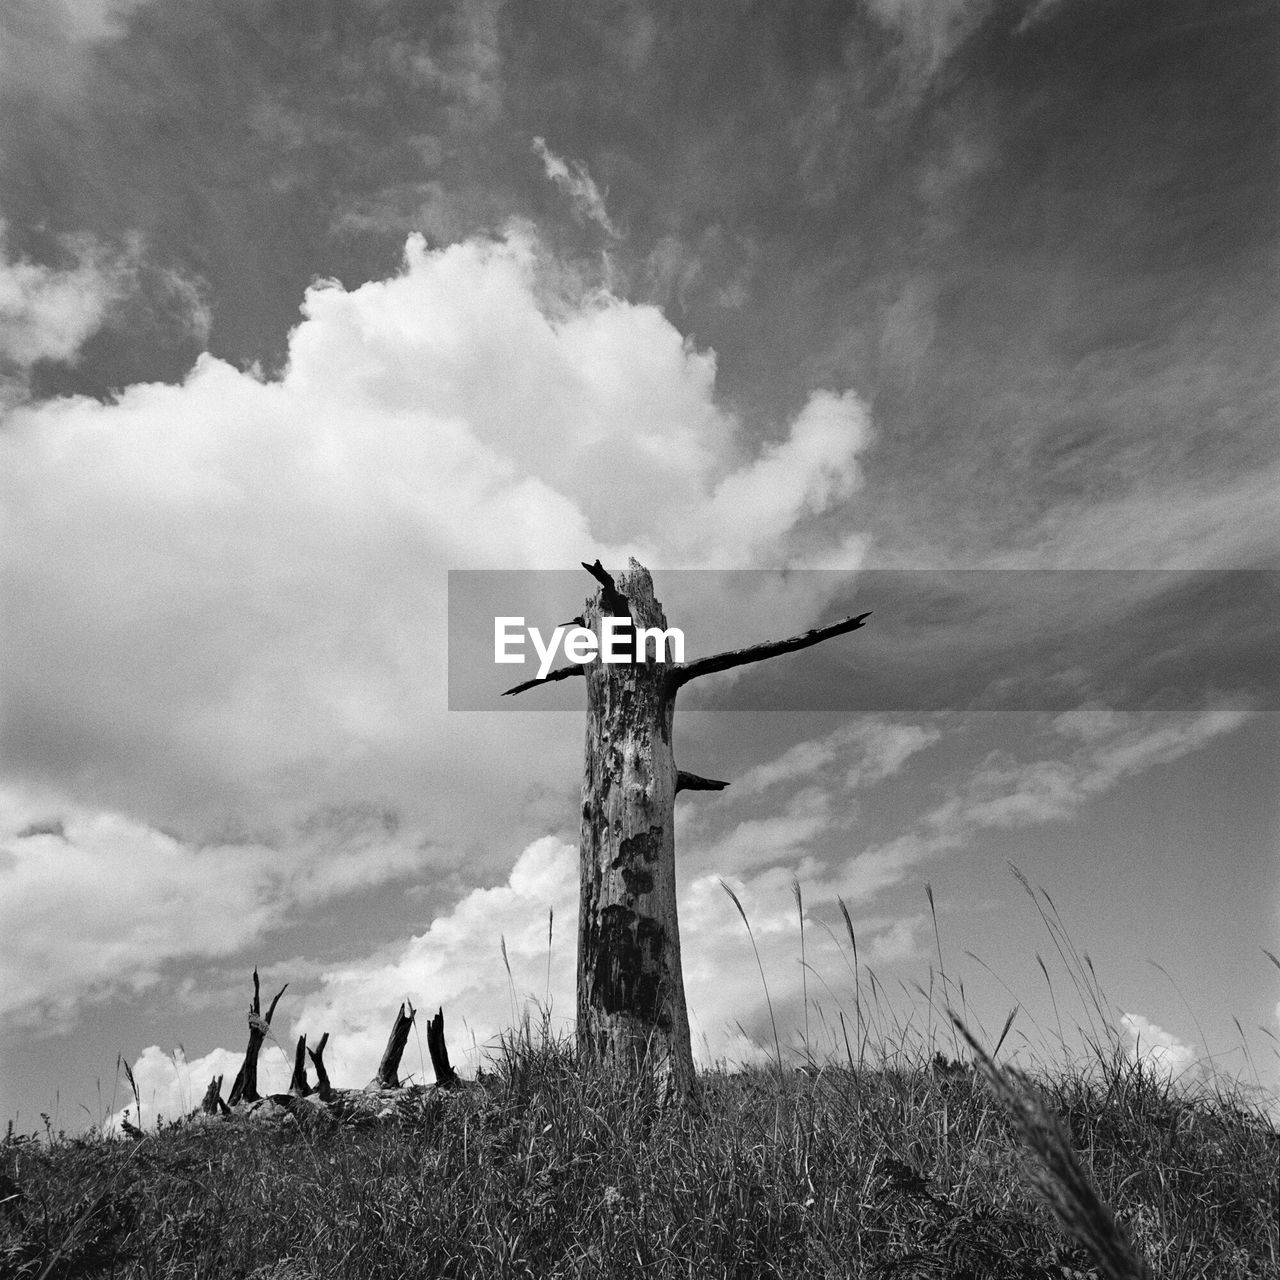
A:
[676,770,730,794]
[501,663,585,697]
[670,612,872,690]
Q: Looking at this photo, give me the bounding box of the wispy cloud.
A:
[532,137,622,237]
[0,223,130,379]
[733,718,941,796]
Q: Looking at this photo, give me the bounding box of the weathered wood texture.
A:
[578,561,696,1096]
[507,557,871,1103]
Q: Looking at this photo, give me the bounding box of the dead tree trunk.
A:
[227,969,288,1107]
[504,558,870,1100]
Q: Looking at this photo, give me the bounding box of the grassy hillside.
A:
[4,1024,1276,1279]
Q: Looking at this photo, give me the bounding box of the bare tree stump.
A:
[289,1035,312,1097]
[227,969,288,1106]
[369,1001,416,1090]
[200,1075,225,1115]
[427,1007,459,1088]
[307,1032,333,1102]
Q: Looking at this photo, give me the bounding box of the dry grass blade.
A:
[721,879,784,1079]
[952,1014,1154,1280]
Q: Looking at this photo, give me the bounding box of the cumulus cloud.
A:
[1118,1012,1199,1082]
[1,228,871,1030]
[0,785,430,1031]
[110,1043,279,1132]
[294,836,580,1085]
[282,835,924,1087]
[532,138,622,237]
[109,699,1249,1095]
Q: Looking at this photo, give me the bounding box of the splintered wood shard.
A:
[228,969,288,1106]
[289,1034,311,1097]
[307,1031,333,1102]
[427,1007,460,1088]
[371,1001,416,1090]
[200,1074,224,1115]
[581,559,631,618]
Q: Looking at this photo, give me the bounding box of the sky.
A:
[0,0,1276,1130]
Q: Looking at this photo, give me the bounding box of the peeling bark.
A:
[577,561,695,1097]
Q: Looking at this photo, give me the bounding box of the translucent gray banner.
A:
[447,569,1278,712]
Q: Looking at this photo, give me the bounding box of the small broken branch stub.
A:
[675,771,729,794]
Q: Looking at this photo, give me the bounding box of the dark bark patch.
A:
[621,866,654,896]
[619,827,663,864]
[591,903,668,1024]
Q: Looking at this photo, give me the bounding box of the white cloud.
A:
[0,786,431,1030]
[532,137,621,238]
[293,836,579,1084]
[726,719,939,797]
[0,0,151,99]
[1,229,872,1032]
[110,1043,280,1133]
[1118,1012,1198,1082]
[0,223,131,376]
[694,704,1252,924]
[863,0,991,97]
